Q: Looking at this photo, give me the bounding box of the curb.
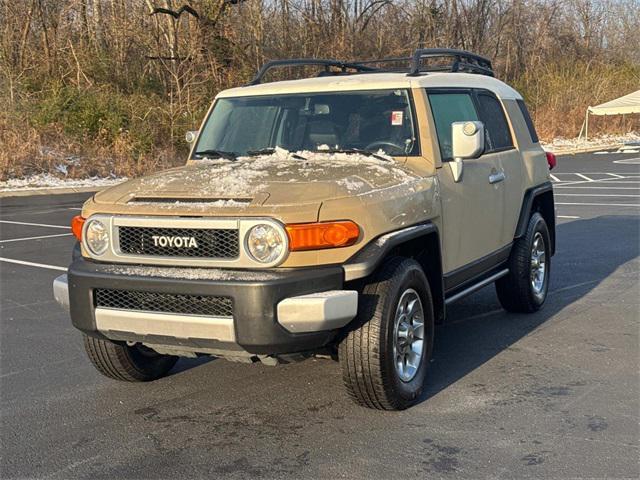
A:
[0,185,107,198]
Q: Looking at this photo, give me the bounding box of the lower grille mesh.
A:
[94,289,233,317]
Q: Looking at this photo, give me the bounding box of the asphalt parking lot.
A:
[1,151,638,479]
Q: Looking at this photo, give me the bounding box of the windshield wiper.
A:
[193,149,237,161]
[321,148,390,162]
[246,148,307,160]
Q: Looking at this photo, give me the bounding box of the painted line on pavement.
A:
[553,176,640,187]
[576,173,594,181]
[556,202,640,207]
[0,257,67,272]
[555,186,640,190]
[0,233,73,244]
[555,193,640,197]
[558,215,580,219]
[0,220,70,229]
[613,157,640,164]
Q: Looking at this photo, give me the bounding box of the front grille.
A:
[118,226,239,258]
[94,289,234,317]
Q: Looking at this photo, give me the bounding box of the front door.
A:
[427,89,507,280]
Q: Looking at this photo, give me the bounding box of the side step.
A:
[445,269,508,305]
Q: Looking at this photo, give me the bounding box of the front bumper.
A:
[57,258,357,355]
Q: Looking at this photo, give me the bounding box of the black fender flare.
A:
[515,181,556,255]
[343,222,445,323]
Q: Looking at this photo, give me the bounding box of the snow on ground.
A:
[541,132,640,153]
[0,173,127,192]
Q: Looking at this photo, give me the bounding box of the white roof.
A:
[588,90,640,116]
[216,72,523,101]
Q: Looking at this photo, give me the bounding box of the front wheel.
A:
[83,335,178,382]
[496,212,551,313]
[339,257,435,410]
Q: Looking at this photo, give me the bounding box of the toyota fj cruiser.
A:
[53,49,556,410]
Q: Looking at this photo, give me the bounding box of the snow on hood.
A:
[93,147,420,207]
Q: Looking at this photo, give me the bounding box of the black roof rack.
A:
[248,59,378,85]
[351,56,412,72]
[248,49,494,85]
[407,48,493,77]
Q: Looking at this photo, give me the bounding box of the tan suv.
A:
[53,49,555,410]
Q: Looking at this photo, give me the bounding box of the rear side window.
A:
[476,93,514,152]
[427,92,478,161]
[517,99,539,143]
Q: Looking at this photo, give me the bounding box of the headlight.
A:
[85,219,109,255]
[246,224,285,263]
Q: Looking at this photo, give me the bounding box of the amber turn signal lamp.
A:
[71,215,86,241]
[286,221,360,251]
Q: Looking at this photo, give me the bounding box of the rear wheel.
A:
[496,212,551,312]
[83,335,178,382]
[339,257,434,410]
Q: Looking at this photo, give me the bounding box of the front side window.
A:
[427,91,479,161]
[193,89,419,158]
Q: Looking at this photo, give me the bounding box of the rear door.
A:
[428,89,506,279]
[474,91,523,247]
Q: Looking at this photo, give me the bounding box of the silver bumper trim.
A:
[277,290,358,333]
[95,308,236,342]
[53,274,69,310]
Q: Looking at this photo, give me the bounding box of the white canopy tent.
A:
[579,90,640,140]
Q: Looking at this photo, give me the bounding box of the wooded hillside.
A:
[1,0,638,180]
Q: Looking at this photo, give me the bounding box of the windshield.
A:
[193,89,419,158]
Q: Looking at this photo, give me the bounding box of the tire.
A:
[83,335,178,382]
[339,257,435,410]
[496,212,551,313]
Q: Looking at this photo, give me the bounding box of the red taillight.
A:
[545,151,557,170]
[71,216,85,241]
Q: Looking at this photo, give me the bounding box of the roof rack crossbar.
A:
[407,48,494,77]
[247,49,495,85]
[351,56,411,66]
[248,59,378,85]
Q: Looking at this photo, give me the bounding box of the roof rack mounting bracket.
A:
[407,48,494,77]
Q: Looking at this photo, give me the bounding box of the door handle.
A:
[489,171,506,184]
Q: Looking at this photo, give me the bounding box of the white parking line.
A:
[556,202,640,207]
[555,186,640,190]
[0,233,73,244]
[558,215,580,219]
[555,193,640,197]
[556,178,640,187]
[0,257,67,272]
[613,157,640,164]
[576,173,594,181]
[0,220,70,229]
[550,174,561,182]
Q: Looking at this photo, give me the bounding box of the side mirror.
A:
[450,121,485,182]
[185,130,199,144]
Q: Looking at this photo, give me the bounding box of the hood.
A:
[92,150,420,212]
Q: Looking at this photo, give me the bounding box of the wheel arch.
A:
[515,182,556,255]
[343,223,445,324]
